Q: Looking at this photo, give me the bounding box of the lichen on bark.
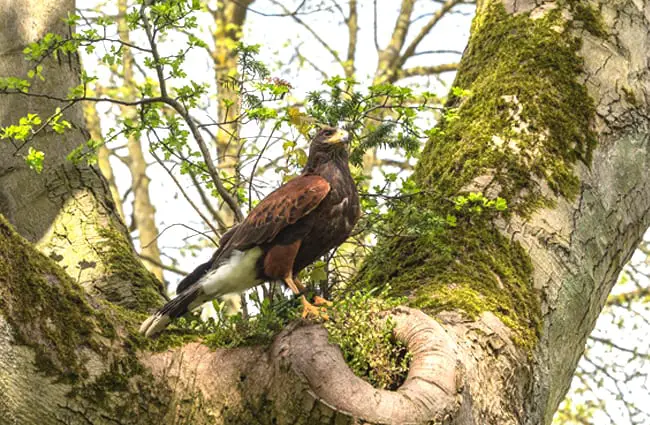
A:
[356,0,600,350]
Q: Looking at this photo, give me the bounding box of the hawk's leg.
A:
[284,276,329,320]
[264,241,329,319]
[313,295,333,307]
[293,278,332,307]
[293,277,333,309]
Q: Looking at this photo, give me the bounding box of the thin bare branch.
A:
[230,0,327,18]
[590,336,649,358]
[396,63,459,79]
[398,0,464,69]
[293,45,330,79]
[139,253,189,276]
[268,0,345,70]
[188,170,229,232]
[151,150,221,238]
[373,0,380,52]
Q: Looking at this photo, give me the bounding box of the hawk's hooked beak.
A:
[327,129,350,144]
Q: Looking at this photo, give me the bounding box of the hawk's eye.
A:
[323,129,335,136]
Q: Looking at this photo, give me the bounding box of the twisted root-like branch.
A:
[145,307,460,424]
[274,307,460,424]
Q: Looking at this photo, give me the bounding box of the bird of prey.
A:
[140,127,360,337]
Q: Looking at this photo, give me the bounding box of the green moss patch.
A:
[416,1,597,214]
[0,215,207,418]
[357,221,539,349]
[97,226,164,312]
[356,1,600,350]
[325,289,411,390]
[567,0,607,38]
[0,215,114,379]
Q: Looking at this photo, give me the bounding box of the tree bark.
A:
[86,103,126,222]
[0,0,163,308]
[1,1,649,424]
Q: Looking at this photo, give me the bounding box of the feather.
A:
[225,175,330,251]
[139,247,262,337]
[139,284,202,337]
[175,225,239,294]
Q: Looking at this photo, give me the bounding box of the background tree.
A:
[556,245,650,424]
[0,0,648,424]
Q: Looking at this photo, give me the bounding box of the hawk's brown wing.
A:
[226,175,330,250]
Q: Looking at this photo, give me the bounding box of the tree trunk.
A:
[86,103,126,222]
[211,0,254,226]
[1,0,649,424]
[0,0,163,309]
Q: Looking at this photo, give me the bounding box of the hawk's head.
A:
[310,126,350,150]
[304,126,351,171]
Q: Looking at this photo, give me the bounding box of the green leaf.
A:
[64,12,80,26]
[309,261,327,282]
[25,147,45,173]
[451,86,472,98]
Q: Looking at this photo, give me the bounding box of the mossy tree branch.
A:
[0,214,460,424]
[359,0,650,422]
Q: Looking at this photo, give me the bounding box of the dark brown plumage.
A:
[140,127,360,337]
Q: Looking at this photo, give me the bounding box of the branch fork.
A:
[273,307,460,424]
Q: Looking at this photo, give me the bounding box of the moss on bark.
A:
[0,214,115,379]
[0,214,214,421]
[356,1,601,350]
[97,226,164,312]
[418,1,597,212]
[566,0,607,37]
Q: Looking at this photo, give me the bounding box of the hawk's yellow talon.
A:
[301,299,329,321]
[313,295,333,307]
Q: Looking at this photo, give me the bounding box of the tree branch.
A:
[268,0,345,71]
[139,253,189,276]
[373,0,380,52]
[150,150,221,237]
[188,170,229,232]
[396,0,465,69]
[143,307,460,423]
[396,63,459,79]
[345,0,358,78]
[385,0,416,59]
[606,286,650,307]
[139,1,245,223]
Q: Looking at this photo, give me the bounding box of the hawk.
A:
[140,127,360,337]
